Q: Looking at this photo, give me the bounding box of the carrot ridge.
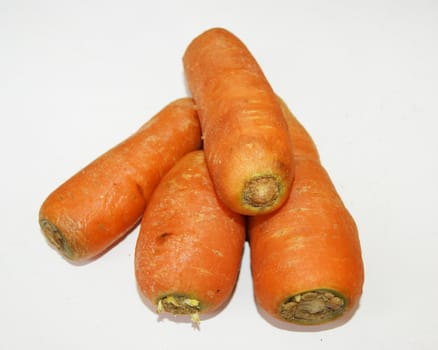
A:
[183,27,294,215]
[38,27,364,328]
[39,98,202,262]
[135,150,246,322]
[248,97,364,326]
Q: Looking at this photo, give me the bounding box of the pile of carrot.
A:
[39,27,364,328]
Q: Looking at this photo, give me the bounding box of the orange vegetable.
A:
[135,150,245,323]
[39,98,202,262]
[248,98,364,326]
[183,27,294,215]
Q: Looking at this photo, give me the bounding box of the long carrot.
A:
[39,98,202,262]
[248,98,364,326]
[135,150,245,323]
[183,27,294,215]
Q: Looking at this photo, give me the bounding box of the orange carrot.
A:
[135,150,245,323]
[248,98,364,326]
[183,27,294,215]
[39,98,202,262]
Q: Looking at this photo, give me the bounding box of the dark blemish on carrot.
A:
[156,232,173,243]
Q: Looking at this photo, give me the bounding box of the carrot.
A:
[248,98,364,326]
[183,27,294,215]
[39,98,202,262]
[135,150,245,323]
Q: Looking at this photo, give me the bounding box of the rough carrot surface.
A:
[135,150,245,323]
[183,27,294,215]
[248,98,364,326]
[39,98,202,262]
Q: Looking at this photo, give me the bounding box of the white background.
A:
[1,0,437,349]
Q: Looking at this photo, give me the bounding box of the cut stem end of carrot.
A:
[157,295,202,324]
[39,218,75,260]
[279,289,346,325]
[243,175,280,210]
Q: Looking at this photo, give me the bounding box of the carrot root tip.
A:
[279,289,346,325]
[157,295,201,324]
[243,175,280,209]
[39,218,74,260]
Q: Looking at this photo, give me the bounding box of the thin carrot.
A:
[39,98,202,262]
[135,150,245,323]
[183,27,294,215]
[248,98,364,326]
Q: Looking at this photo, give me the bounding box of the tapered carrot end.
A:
[279,289,346,325]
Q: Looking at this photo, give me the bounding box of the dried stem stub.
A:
[157,295,202,324]
[39,218,74,260]
[280,289,346,325]
[243,175,280,209]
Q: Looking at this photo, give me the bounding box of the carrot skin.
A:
[183,28,294,215]
[135,150,245,321]
[249,99,364,326]
[278,96,320,163]
[39,98,202,262]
